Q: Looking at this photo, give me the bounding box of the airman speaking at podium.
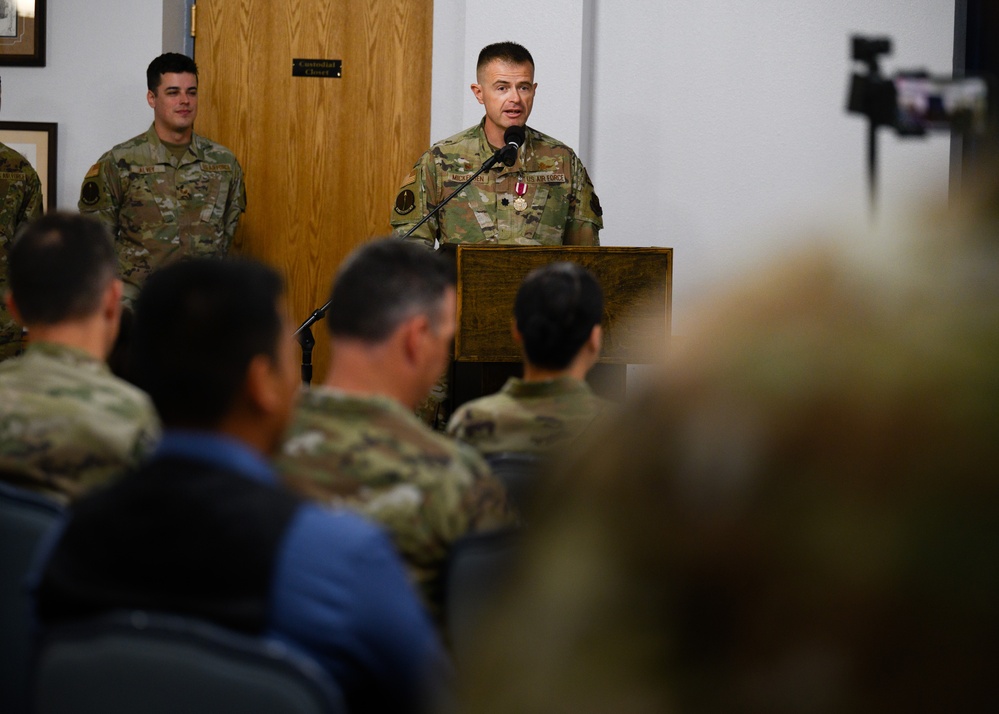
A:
[392,41,603,249]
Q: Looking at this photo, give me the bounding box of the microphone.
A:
[499,125,526,166]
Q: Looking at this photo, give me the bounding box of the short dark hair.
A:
[326,238,456,342]
[514,262,603,370]
[146,52,198,93]
[131,259,284,429]
[7,212,117,325]
[477,42,535,73]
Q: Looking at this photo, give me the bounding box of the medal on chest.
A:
[513,178,528,212]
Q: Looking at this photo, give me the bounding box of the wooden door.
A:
[195,0,433,380]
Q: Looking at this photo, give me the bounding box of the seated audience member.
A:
[0,213,158,502]
[458,194,999,712]
[446,261,607,456]
[34,259,447,714]
[277,238,512,626]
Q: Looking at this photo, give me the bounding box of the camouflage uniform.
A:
[391,120,603,248]
[0,142,44,360]
[447,376,607,457]
[276,387,513,624]
[392,122,603,428]
[0,342,160,503]
[78,125,246,303]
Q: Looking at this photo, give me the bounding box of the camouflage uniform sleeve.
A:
[390,151,437,250]
[78,154,122,238]
[20,168,43,225]
[130,405,162,466]
[564,154,603,246]
[444,404,468,439]
[445,403,486,446]
[221,158,247,250]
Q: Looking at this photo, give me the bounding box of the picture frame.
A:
[0,0,46,66]
[0,120,56,211]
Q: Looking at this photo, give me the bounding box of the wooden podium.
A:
[449,245,673,409]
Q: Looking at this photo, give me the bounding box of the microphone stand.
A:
[397,144,515,246]
[292,143,516,386]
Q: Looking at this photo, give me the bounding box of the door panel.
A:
[196,0,433,379]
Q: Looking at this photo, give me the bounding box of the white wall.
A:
[431,0,589,150]
[3,1,162,211]
[591,1,955,331]
[432,0,956,334]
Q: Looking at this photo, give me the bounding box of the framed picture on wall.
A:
[0,0,46,66]
[0,121,56,211]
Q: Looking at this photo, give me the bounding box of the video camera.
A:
[847,35,989,136]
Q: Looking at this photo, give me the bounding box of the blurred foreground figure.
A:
[460,181,999,713]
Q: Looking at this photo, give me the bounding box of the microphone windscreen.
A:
[504,124,526,146]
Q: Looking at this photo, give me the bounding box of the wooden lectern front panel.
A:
[454,246,672,364]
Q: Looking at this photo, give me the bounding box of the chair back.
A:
[33,610,347,714]
[0,482,63,714]
[485,451,541,515]
[444,528,521,666]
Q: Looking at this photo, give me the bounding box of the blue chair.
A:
[0,482,64,714]
[485,451,542,515]
[33,610,347,714]
[444,528,521,667]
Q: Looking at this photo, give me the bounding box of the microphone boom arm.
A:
[292,139,516,384]
[396,147,510,246]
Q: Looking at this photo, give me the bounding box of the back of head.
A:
[7,212,117,326]
[146,52,198,91]
[464,226,999,712]
[326,238,456,342]
[514,261,603,370]
[131,258,284,430]
[477,41,534,72]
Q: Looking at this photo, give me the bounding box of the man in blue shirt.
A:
[33,258,448,713]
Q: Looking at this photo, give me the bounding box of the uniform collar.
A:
[153,430,276,486]
[144,124,206,165]
[475,118,533,177]
[18,341,106,370]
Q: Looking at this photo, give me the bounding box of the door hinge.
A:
[190,4,197,38]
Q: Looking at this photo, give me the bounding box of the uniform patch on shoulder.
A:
[591,193,603,217]
[395,189,416,215]
[80,180,102,206]
[85,163,101,179]
[201,163,233,172]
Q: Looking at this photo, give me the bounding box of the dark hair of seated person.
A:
[513,261,603,370]
[130,259,283,429]
[7,212,117,326]
[325,238,456,343]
